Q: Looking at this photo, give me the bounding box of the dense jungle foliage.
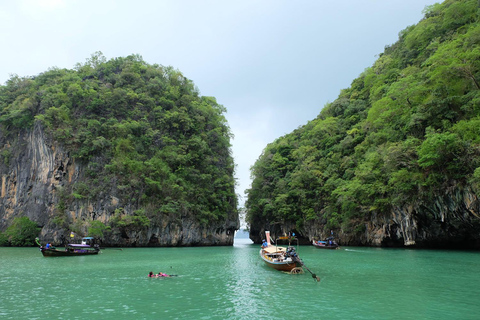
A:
[246,0,480,236]
[0,53,237,226]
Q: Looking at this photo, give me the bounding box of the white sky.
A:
[0,0,439,207]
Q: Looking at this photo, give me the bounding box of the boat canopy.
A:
[263,246,287,254]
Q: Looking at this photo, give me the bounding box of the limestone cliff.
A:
[249,188,480,249]
[0,122,238,246]
[0,55,239,246]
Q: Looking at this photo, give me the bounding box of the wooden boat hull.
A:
[259,249,301,272]
[313,244,339,250]
[40,248,99,257]
[312,240,339,250]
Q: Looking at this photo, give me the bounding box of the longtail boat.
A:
[312,238,339,250]
[36,237,100,257]
[259,231,302,272]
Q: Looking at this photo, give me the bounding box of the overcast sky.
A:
[0,0,439,206]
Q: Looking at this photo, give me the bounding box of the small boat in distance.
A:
[36,237,100,257]
[312,236,339,250]
[259,231,302,272]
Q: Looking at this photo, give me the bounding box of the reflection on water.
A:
[227,241,261,318]
[1,246,479,319]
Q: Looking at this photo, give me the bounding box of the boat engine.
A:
[286,246,297,257]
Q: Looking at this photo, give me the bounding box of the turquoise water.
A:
[1,239,479,319]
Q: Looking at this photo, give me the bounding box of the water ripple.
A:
[1,246,480,319]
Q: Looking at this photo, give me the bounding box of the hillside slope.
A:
[0,53,238,246]
[246,0,480,249]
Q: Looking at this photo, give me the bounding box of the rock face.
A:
[249,189,480,249]
[0,123,239,246]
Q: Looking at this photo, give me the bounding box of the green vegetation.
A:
[87,220,111,239]
[0,217,40,246]
[0,52,237,227]
[246,0,480,236]
[110,208,150,230]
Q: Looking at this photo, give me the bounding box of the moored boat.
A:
[312,237,339,250]
[259,231,302,272]
[36,237,100,257]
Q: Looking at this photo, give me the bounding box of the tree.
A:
[2,217,40,246]
[87,220,110,240]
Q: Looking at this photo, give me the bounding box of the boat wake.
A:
[344,249,370,253]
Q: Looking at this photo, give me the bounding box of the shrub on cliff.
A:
[87,220,111,240]
[0,232,7,246]
[1,217,40,246]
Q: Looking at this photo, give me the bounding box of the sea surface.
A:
[1,238,479,320]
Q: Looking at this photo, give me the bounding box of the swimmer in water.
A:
[157,272,170,277]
